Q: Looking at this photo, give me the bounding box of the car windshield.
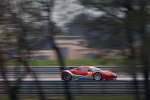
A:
[91,67,103,71]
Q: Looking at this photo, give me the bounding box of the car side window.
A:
[81,67,89,72]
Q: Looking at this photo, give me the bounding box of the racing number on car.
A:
[87,72,93,78]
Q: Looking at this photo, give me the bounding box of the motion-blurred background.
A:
[0,0,150,100]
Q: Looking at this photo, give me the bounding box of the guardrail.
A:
[2,66,129,75]
[0,80,144,95]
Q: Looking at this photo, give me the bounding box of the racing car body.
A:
[61,66,117,81]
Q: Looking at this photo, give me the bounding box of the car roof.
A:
[79,66,95,69]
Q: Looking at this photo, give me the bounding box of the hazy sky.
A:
[51,0,104,30]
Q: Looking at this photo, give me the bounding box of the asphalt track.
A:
[0,75,148,95]
[0,78,145,95]
[0,74,148,81]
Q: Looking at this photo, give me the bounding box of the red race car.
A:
[61,66,117,81]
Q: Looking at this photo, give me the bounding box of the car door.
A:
[71,68,81,75]
[80,67,89,76]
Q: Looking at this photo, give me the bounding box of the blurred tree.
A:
[0,0,48,100]
[69,14,125,49]
[0,1,19,100]
[78,0,140,50]
[137,0,150,100]
[79,0,150,100]
[12,0,73,100]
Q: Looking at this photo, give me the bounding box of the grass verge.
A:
[0,95,135,100]
[4,59,124,66]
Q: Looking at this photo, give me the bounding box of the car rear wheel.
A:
[62,72,72,81]
[94,73,102,81]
